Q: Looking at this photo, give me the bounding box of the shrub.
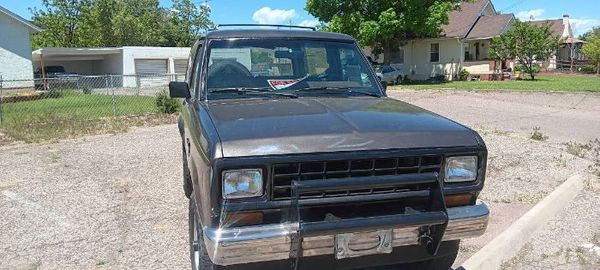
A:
[458,68,470,81]
[430,74,446,82]
[82,87,92,95]
[579,65,597,74]
[155,89,181,114]
[531,63,541,74]
[40,88,63,99]
[530,126,548,141]
[514,64,525,72]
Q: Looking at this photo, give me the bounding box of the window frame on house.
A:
[430,43,440,63]
[390,47,404,64]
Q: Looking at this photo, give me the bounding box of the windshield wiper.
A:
[210,87,298,98]
[294,87,381,97]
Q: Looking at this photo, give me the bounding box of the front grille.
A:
[271,155,443,200]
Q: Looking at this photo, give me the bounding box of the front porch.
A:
[462,39,513,80]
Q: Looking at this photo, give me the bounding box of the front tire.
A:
[189,197,215,270]
[395,76,403,85]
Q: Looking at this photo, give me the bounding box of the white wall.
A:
[121,46,190,87]
[121,46,190,75]
[464,61,491,74]
[97,53,123,74]
[405,38,462,80]
[0,13,35,88]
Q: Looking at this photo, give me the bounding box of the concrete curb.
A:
[458,174,584,270]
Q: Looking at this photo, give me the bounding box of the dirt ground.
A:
[1,90,599,269]
[389,90,600,268]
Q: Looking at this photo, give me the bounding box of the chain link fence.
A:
[0,74,184,142]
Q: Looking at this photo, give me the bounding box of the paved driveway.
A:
[388,90,600,143]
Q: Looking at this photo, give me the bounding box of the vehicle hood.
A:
[206,97,480,157]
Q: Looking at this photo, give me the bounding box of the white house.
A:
[31,46,190,87]
[0,5,42,88]
[364,0,580,81]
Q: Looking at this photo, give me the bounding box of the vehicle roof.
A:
[205,29,356,42]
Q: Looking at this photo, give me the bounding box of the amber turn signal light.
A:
[444,194,474,208]
[224,212,264,227]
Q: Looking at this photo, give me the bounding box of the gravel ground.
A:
[0,124,188,269]
[1,90,598,269]
[387,89,600,144]
[452,127,594,266]
[501,180,600,270]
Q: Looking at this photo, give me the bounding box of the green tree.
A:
[581,30,600,75]
[168,0,213,47]
[306,0,462,64]
[489,20,560,80]
[109,0,167,46]
[488,33,514,65]
[30,0,213,48]
[579,27,600,42]
[30,0,93,48]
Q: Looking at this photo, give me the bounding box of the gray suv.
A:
[169,25,489,270]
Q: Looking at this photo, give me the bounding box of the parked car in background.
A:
[376,65,404,85]
[171,25,489,270]
[34,65,79,89]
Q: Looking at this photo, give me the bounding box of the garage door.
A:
[134,59,168,87]
[174,59,188,81]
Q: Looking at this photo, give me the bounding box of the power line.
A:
[499,0,530,13]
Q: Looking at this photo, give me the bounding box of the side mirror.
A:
[380,80,388,94]
[169,81,190,98]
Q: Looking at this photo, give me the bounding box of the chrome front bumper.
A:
[203,201,489,266]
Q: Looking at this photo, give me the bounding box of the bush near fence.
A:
[0,74,184,142]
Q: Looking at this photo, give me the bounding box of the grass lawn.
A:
[390,74,600,92]
[0,92,173,143]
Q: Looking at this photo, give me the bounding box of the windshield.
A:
[205,39,380,99]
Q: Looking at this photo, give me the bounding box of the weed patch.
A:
[530,127,548,141]
[0,113,176,143]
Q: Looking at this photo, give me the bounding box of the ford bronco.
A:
[170,25,489,270]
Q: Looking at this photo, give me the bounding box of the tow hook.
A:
[418,226,434,248]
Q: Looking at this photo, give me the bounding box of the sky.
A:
[1,0,599,36]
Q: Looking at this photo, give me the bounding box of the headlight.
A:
[444,156,478,183]
[222,169,263,199]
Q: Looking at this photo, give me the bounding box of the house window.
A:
[430,43,440,62]
[390,48,404,64]
[464,43,472,61]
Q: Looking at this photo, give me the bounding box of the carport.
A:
[31,47,123,76]
[31,46,190,88]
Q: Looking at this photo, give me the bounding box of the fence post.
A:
[111,87,116,117]
[136,75,140,96]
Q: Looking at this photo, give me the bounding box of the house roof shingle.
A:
[466,14,514,39]
[529,19,567,38]
[441,0,489,38]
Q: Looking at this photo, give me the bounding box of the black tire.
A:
[189,197,216,270]
[182,142,193,198]
[396,76,403,85]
